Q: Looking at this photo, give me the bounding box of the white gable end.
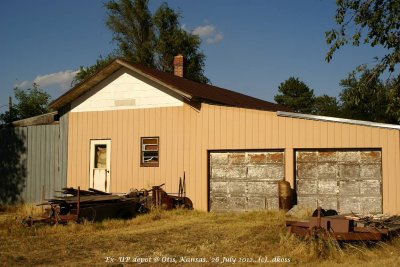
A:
[71,68,183,112]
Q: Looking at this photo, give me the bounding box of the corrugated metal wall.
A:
[67,103,400,214]
[0,117,68,204]
[22,124,60,202]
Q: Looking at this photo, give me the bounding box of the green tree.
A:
[0,83,51,124]
[386,78,400,124]
[326,0,400,76]
[339,66,389,123]
[0,105,18,124]
[73,54,116,85]
[153,3,208,83]
[313,95,341,117]
[76,0,209,84]
[274,77,315,113]
[106,0,154,67]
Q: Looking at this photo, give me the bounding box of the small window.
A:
[141,137,159,167]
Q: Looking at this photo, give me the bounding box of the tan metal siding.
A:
[68,103,400,213]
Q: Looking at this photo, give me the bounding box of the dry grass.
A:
[0,205,399,266]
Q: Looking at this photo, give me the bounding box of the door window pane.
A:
[95,144,107,168]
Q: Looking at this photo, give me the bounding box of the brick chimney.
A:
[173,54,184,77]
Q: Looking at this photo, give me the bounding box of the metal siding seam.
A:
[166,108,172,194]
[388,131,397,214]
[32,126,38,203]
[31,126,37,203]
[45,126,51,200]
[54,123,60,195]
[27,126,33,202]
[127,110,134,188]
[39,126,45,203]
[195,107,202,208]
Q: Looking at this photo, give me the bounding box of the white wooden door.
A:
[89,140,111,192]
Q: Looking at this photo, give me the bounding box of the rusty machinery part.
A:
[151,183,193,210]
[312,208,338,217]
[126,188,150,198]
[178,172,187,198]
[176,197,193,209]
[286,206,400,241]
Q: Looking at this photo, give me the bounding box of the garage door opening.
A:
[209,150,284,212]
[295,149,382,214]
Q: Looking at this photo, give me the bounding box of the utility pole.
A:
[9,96,12,118]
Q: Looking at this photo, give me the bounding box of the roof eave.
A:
[11,111,58,127]
[49,60,124,110]
[277,111,400,130]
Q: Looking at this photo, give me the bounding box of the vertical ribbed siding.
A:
[68,103,400,213]
[12,124,63,203]
[59,113,68,191]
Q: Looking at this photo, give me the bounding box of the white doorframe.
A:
[89,139,111,192]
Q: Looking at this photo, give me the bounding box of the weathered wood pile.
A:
[23,187,147,226]
[345,214,400,231]
[22,184,193,226]
[53,187,146,221]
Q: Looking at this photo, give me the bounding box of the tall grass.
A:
[0,207,399,266]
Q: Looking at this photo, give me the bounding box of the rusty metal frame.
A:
[286,207,396,241]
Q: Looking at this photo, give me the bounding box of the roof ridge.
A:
[50,58,290,112]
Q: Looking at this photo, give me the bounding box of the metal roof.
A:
[11,111,58,127]
[277,111,400,130]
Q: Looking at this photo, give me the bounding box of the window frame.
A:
[140,136,159,167]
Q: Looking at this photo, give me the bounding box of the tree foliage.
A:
[152,3,208,83]
[339,66,389,122]
[313,95,342,117]
[326,0,400,76]
[73,54,116,85]
[0,84,51,125]
[386,78,400,124]
[338,66,400,123]
[74,0,209,84]
[275,68,400,124]
[274,77,315,113]
[106,0,154,67]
